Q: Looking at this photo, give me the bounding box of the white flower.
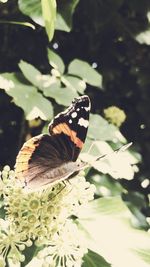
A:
[1,166,95,266]
[0,220,30,265]
[37,220,88,267]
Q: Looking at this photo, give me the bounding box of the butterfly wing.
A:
[49,95,91,161]
[15,133,74,186]
[15,95,91,189]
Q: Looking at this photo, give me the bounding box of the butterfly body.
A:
[15,95,91,189]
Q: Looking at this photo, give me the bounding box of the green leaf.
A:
[80,139,136,180]
[18,60,44,89]
[64,75,86,94]
[12,85,53,121]
[18,0,44,26]
[56,0,80,32]
[90,172,124,196]
[0,73,53,120]
[78,196,129,218]
[0,206,5,219]
[47,48,65,74]
[21,243,43,267]
[123,192,147,210]
[134,249,150,265]
[88,114,118,141]
[0,20,35,29]
[123,192,148,229]
[78,197,150,267]
[0,72,22,85]
[68,59,103,87]
[43,79,78,106]
[41,0,56,41]
[82,249,111,267]
[19,0,56,41]
[18,0,79,33]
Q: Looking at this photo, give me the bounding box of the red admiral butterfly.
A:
[15,95,91,189]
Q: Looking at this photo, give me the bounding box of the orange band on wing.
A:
[15,136,40,180]
[52,123,83,149]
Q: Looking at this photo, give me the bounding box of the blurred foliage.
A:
[78,196,150,267]
[0,0,150,266]
[82,249,111,267]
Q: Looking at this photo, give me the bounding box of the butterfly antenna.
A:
[116,142,133,153]
[93,142,133,162]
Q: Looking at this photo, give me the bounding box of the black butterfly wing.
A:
[49,95,91,161]
[15,133,76,188]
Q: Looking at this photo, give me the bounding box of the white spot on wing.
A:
[77,108,80,111]
[71,112,77,118]
[69,119,72,124]
[78,118,89,128]
[84,106,90,111]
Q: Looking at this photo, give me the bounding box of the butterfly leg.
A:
[55,180,73,198]
[62,180,73,195]
[64,179,73,195]
[49,181,67,200]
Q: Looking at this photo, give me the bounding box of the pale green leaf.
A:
[56,13,69,32]
[78,197,150,267]
[0,74,53,120]
[43,80,78,106]
[134,249,150,265]
[0,20,35,29]
[41,0,56,41]
[18,0,44,26]
[56,0,80,32]
[19,0,56,40]
[18,0,79,33]
[25,93,53,120]
[88,114,118,141]
[47,48,65,73]
[82,249,111,267]
[18,60,44,89]
[78,196,129,218]
[64,75,86,94]
[68,59,103,87]
[0,72,23,87]
[80,140,135,180]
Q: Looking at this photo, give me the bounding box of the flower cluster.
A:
[104,106,126,127]
[37,220,88,267]
[0,166,95,266]
[0,219,32,266]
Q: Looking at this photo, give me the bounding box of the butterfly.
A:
[15,95,91,189]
